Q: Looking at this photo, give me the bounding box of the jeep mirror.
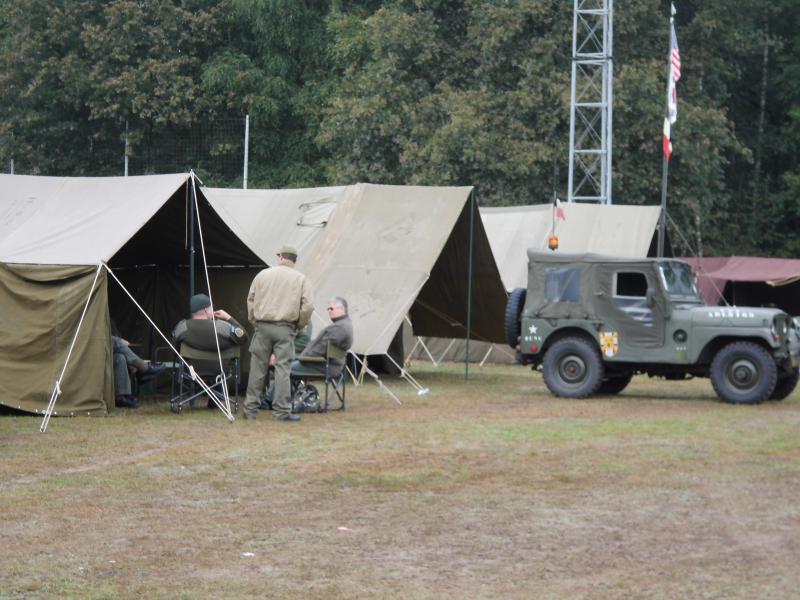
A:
[646,288,656,308]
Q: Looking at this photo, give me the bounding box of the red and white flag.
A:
[554,197,566,221]
[663,4,681,160]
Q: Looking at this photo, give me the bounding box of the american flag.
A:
[663,4,681,160]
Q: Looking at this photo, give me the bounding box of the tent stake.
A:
[348,352,402,405]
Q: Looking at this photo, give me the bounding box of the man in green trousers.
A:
[244,244,314,421]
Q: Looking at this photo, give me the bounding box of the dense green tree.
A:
[205,0,333,186]
[1,0,799,256]
[319,0,573,201]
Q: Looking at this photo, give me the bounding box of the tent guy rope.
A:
[39,262,235,433]
[102,264,235,422]
[39,263,104,433]
[190,171,232,416]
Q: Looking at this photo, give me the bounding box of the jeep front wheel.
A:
[770,368,799,401]
[597,372,633,395]
[710,341,777,405]
[542,337,604,398]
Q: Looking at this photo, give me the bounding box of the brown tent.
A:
[682,256,800,315]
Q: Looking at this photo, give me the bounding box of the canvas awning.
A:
[481,203,662,290]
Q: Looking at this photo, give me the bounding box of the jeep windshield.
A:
[659,261,701,301]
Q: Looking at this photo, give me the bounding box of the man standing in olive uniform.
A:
[245,244,314,421]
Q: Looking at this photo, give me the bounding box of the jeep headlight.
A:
[772,318,789,342]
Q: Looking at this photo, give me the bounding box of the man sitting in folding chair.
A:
[290,296,353,412]
[171,294,248,413]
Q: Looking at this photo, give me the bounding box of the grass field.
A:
[1,363,799,599]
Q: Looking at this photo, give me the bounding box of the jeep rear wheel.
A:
[770,368,799,401]
[504,288,526,349]
[597,372,633,395]
[710,341,777,405]
[542,337,604,398]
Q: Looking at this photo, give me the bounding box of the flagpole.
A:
[657,151,669,257]
[657,5,677,258]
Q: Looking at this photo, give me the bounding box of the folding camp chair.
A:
[170,343,241,414]
[291,341,347,411]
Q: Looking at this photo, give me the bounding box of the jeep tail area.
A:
[505,251,800,404]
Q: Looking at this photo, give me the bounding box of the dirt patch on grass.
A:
[1,365,799,598]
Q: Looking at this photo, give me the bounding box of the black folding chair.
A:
[291,341,347,411]
[170,343,241,414]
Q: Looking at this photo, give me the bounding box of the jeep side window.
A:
[544,267,581,302]
[613,271,653,325]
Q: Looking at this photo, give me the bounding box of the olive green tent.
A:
[0,173,263,416]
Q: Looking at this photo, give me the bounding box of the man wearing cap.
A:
[245,244,314,421]
[173,293,248,351]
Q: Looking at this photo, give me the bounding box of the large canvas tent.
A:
[1,176,506,415]
[0,173,263,416]
[682,256,800,315]
[204,183,508,359]
[409,202,662,364]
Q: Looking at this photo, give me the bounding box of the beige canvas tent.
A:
[0,173,263,416]
[204,183,508,359]
[1,176,506,415]
[409,202,662,365]
[481,203,662,290]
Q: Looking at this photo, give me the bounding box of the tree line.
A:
[1,0,798,257]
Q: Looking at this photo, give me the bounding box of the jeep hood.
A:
[686,305,785,327]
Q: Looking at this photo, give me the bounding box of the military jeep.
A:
[505,251,800,404]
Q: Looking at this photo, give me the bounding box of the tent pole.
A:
[243,114,250,189]
[415,337,439,367]
[188,173,196,303]
[384,353,429,395]
[465,190,475,381]
[191,174,232,415]
[437,338,457,366]
[479,345,494,367]
[348,351,402,405]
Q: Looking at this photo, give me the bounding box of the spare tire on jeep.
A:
[504,288,526,349]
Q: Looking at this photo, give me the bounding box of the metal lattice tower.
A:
[567,0,614,204]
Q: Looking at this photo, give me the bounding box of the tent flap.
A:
[0,264,113,415]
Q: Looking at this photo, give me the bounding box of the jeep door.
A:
[593,264,666,349]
